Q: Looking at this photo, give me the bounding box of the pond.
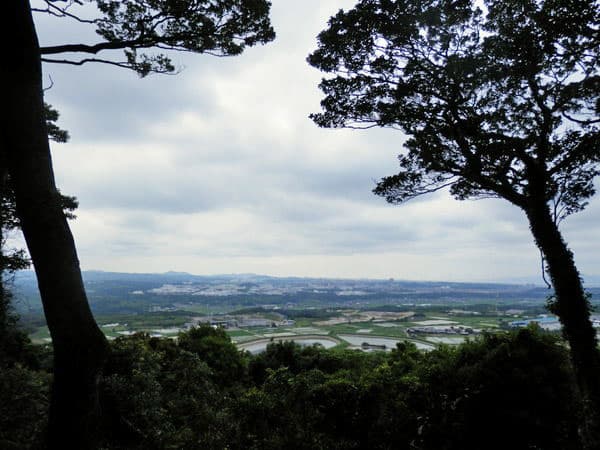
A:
[339,334,435,351]
[238,337,339,354]
[425,336,469,344]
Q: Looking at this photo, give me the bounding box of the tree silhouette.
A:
[2,1,274,447]
[309,0,599,444]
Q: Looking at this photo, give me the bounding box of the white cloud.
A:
[31,0,600,282]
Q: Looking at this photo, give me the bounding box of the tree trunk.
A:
[2,1,109,448]
[526,202,600,447]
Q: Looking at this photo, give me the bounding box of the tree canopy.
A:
[309,0,599,223]
[36,0,275,76]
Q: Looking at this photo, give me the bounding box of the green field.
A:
[27,306,541,352]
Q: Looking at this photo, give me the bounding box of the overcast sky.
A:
[27,0,600,283]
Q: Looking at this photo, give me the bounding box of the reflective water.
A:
[339,334,435,351]
[240,337,338,354]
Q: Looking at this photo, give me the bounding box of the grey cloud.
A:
[44,64,220,143]
[30,0,600,279]
[309,223,420,254]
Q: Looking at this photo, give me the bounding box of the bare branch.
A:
[43,0,99,24]
[43,75,54,92]
[41,56,177,75]
[562,112,600,125]
[41,39,151,55]
[42,57,134,70]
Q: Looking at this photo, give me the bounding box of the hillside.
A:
[11,270,588,315]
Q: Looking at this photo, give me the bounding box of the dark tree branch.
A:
[41,39,152,55]
[33,0,97,24]
[41,56,176,75]
[42,57,133,69]
[562,112,600,125]
[44,0,98,24]
[43,75,54,92]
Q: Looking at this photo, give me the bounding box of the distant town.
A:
[14,270,600,354]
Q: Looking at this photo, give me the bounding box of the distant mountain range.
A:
[13,268,600,286]
[11,269,600,317]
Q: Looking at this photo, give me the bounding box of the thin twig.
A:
[43,75,55,92]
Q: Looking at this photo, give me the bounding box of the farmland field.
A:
[25,306,544,355]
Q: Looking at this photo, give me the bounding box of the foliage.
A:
[0,249,51,450]
[44,103,70,144]
[177,325,247,387]
[0,182,29,274]
[237,329,579,449]
[0,324,582,448]
[248,340,386,384]
[413,327,580,449]
[309,0,599,220]
[101,332,230,449]
[37,0,276,76]
[0,364,51,450]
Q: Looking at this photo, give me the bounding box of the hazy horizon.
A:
[17,266,600,288]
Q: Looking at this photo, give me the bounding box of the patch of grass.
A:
[226,329,255,338]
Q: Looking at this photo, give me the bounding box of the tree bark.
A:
[2,1,109,448]
[526,202,600,447]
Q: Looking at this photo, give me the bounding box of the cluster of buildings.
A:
[508,315,561,331]
[407,325,476,335]
[508,315,600,331]
[192,315,295,329]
